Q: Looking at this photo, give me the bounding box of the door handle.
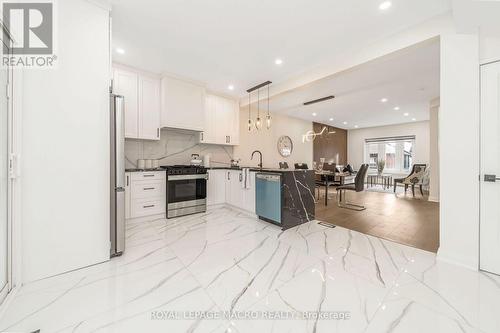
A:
[484,174,500,182]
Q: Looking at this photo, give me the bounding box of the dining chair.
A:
[337,164,369,211]
[294,163,308,170]
[279,162,289,169]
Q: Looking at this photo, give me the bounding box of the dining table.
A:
[315,170,353,206]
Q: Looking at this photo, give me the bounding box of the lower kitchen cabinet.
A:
[125,171,166,219]
[207,169,255,214]
[207,169,226,205]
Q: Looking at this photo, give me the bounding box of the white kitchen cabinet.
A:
[113,66,161,140]
[242,172,256,213]
[206,169,255,213]
[113,68,138,138]
[138,76,161,140]
[207,170,226,205]
[200,93,239,145]
[126,171,166,219]
[227,170,245,208]
[125,172,131,219]
[161,76,206,131]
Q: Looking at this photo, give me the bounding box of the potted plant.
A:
[377,160,386,175]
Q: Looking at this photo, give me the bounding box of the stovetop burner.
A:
[160,165,207,175]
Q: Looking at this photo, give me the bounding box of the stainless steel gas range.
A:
[161,165,208,218]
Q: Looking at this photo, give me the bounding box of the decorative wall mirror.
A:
[277,135,293,157]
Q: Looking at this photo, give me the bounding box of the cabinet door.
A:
[200,94,216,144]
[113,69,138,138]
[229,170,244,209]
[161,76,205,131]
[214,96,229,144]
[125,172,131,219]
[244,172,256,213]
[207,170,222,205]
[139,76,160,140]
[230,100,240,145]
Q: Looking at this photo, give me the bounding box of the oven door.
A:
[167,174,207,208]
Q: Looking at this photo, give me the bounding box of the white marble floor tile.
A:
[1,206,500,333]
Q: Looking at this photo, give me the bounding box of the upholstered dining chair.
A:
[279,162,289,169]
[393,163,427,197]
[294,163,308,170]
[336,164,369,211]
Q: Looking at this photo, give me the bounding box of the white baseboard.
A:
[428,196,440,202]
[0,286,19,321]
[436,248,478,271]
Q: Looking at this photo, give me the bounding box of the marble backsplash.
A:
[125,128,234,169]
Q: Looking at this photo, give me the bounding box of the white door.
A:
[0,41,12,304]
[113,69,138,138]
[138,76,160,140]
[480,61,500,275]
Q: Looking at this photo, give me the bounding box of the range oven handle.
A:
[168,174,208,181]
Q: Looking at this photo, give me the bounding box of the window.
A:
[364,136,415,173]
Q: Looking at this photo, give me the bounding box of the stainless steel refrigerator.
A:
[110,94,125,257]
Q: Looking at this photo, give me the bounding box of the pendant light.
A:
[247,92,253,132]
[246,80,272,132]
[266,84,272,129]
[255,88,262,130]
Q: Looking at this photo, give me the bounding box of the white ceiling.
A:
[110,0,450,97]
[262,38,440,130]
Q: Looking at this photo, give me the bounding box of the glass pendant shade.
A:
[255,117,262,130]
[266,114,272,129]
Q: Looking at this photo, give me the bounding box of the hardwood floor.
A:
[314,186,440,252]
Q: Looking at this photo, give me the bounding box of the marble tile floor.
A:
[1,206,499,333]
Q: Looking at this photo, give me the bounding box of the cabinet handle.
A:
[126,175,129,186]
[201,132,204,141]
[228,136,231,144]
[143,174,154,177]
[227,172,230,180]
[157,128,160,138]
[143,204,155,208]
[143,187,155,190]
[239,173,242,182]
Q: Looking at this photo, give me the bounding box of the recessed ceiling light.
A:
[354,125,359,128]
[275,58,283,65]
[380,98,388,103]
[394,106,400,111]
[228,85,234,91]
[412,118,417,121]
[403,113,409,116]
[343,121,348,125]
[379,1,392,11]
[312,112,317,117]
[329,118,334,121]
[115,48,125,54]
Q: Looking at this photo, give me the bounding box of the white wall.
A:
[347,121,430,174]
[20,0,111,282]
[438,33,480,270]
[233,111,313,169]
[429,99,440,202]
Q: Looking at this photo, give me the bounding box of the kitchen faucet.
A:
[251,150,263,170]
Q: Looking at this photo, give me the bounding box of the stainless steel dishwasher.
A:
[255,173,281,225]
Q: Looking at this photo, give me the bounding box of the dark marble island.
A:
[255,169,316,230]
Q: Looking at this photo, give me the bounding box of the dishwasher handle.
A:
[256,173,281,182]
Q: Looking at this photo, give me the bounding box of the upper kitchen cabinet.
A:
[113,66,161,140]
[160,76,206,131]
[200,93,240,146]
